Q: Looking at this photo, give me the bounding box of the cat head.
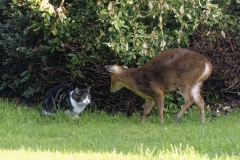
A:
[72,86,91,104]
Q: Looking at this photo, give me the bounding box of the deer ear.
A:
[105,65,119,73]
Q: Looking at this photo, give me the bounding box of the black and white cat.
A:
[42,84,91,118]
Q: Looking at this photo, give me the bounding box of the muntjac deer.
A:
[105,48,212,124]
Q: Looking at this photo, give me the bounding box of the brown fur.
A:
[105,48,212,124]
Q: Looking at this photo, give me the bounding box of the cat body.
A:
[42,84,91,117]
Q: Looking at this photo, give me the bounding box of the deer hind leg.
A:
[176,86,194,122]
[191,83,205,123]
[141,99,155,124]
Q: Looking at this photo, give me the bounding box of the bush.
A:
[0,0,43,98]
[0,0,239,112]
[189,30,240,103]
[97,0,224,66]
[189,0,240,103]
[0,0,111,100]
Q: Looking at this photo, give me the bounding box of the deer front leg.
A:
[154,96,164,124]
[150,82,165,124]
[141,99,155,123]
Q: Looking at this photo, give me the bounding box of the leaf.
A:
[65,32,70,37]
[179,5,184,14]
[20,71,28,77]
[221,31,226,38]
[68,53,77,57]
[51,27,58,36]
[108,1,113,11]
[55,46,60,51]
[97,0,101,6]
[148,1,153,10]
[127,0,133,4]
[73,70,82,76]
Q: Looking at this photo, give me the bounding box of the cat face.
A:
[72,87,91,104]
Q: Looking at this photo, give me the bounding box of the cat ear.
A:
[74,87,80,94]
[86,86,90,92]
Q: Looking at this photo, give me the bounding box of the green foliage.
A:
[0,0,239,105]
[0,0,43,97]
[97,0,224,65]
[211,0,240,33]
[0,0,110,98]
[164,93,185,115]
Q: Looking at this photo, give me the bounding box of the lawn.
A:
[0,98,239,159]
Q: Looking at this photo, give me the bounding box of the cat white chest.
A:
[70,91,90,115]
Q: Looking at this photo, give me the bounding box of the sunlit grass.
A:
[0,146,239,160]
[0,98,240,159]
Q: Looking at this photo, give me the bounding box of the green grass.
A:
[0,98,240,159]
